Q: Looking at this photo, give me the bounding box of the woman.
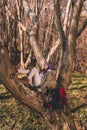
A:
[28,61,41,90]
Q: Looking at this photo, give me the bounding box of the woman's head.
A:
[30,60,36,67]
[44,64,48,70]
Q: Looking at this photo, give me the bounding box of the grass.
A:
[0,72,87,130]
[68,72,87,127]
[0,85,49,130]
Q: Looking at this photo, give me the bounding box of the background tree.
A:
[0,0,87,129]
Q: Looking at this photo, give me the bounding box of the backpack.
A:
[44,87,67,110]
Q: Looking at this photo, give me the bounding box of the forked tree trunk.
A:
[0,49,63,130]
[53,0,84,130]
[0,0,86,130]
[54,0,84,87]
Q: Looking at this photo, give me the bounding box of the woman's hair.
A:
[30,60,36,67]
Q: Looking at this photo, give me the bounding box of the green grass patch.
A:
[0,72,87,130]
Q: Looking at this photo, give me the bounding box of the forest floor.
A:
[0,72,87,130]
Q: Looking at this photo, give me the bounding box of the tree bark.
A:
[15,0,24,69]
[63,0,71,36]
[55,0,84,87]
[53,0,84,130]
[46,40,60,63]
[77,18,87,37]
[0,49,65,130]
[22,0,47,69]
[0,0,86,130]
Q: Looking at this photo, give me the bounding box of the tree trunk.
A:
[0,49,64,130]
[0,0,86,130]
[54,0,84,130]
[22,0,47,69]
[55,0,84,87]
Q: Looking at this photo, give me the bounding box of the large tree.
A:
[0,0,87,129]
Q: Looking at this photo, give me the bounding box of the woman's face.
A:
[44,64,48,70]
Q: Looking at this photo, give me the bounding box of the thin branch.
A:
[15,0,24,69]
[46,40,60,63]
[63,0,72,36]
[77,19,87,37]
[5,6,15,19]
[40,27,58,38]
[24,50,31,68]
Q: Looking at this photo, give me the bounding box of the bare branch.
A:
[24,50,31,68]
[63,0,72,36]
[46,40,60,63]
[18,22,27,31]
[54,0,66,51]
[5,6,15,19]
[15,0,24,69]
[77,19,87,37]
[22,0,47,69]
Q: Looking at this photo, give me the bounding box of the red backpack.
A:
[44,87,67,110]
